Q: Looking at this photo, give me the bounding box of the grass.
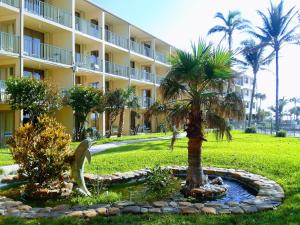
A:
[1,131,300,224]
[0,132,171,167]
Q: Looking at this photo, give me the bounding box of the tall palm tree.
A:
[161,40,244,195]
[208,10,250,51]
[117,87,140,137]
[249,0,300,131]
[237,40,273,127]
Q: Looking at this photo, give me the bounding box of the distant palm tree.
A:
[270,98,288,125]
[289,106,300,121]
[208,10,250,51]
[160,40,244,195]
[249,0,300,131]
[255,93,267,110]
[237,40,273,127]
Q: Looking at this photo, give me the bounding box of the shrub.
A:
[7,116,72,189]
[145,166,181,201]
[276,130,287,137]
[245,126,257,133]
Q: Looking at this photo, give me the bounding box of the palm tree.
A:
[289,106,300,122]
[160,40,244,195]
[237,39,273,127]
[208,10,250,51]
[249,0,300,131]
[117,87,140,137]
[255,93,267,110]
[270,97,288,125]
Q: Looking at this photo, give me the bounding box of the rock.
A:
[162,207,178,213]
[3,200,23,208]
[7,208,20,214]
[68,211,83,218]
[148,208,161,213]
[38,207,52,213]
[122,206,141,214]
[114,201,135,208]
[230,206,244,214]
[52,204,70,211]
[96,207,107,215]
[210,177,224,185]
[141,208,148,214]
[256,203,276,211]
[194,203,204,210]
[83,209,97,218]
[190,185,227,200]
[18,205,32,212]
[107,207,120,216]
[169,201,178,208]
[201,207,217,214]
[241,205,258,213]
[152,201,168,208]
[178,202,192,207]
[180,207,199,214]
[218,209,231,214]
[227,201,239,207]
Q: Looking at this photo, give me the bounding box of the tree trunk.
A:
[248,71,257,127]
[117,107,125,137]
[275,50,280,132]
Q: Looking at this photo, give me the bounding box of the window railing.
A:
[0,32,19,54]
[105,29,129,49]
[24,0,72,28]
[0,80,9,103]
[0,0,19,8]
[155,52,169,64]
[130,68,155,83]
[105,61,129,78]
[130,40,153,58]
[75,16,101,39]
[75,53,102,71]
[24,36,72,65]
[138,96,154,108]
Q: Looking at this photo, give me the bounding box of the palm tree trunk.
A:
[275,50,280,132]
[248,71,257,127]
[117,107,125,137]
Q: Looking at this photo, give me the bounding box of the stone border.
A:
[0,167,284,218]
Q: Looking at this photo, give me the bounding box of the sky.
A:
[94,0,300,110]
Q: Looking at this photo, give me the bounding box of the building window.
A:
[245,77,249,84]
[24,68,44,80]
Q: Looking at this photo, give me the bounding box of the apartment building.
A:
[0,0,175,146]
[235,74,258,120]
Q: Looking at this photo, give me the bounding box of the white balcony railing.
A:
[105,61,129,78]
[130,40,154,58]
[75,16,101,39]
[24,0,72,28]
[75,53,102,71]
[0,32,19,54]
[0,0,19,8]
[138,96,154,108]
[105,29,129,49]
[24,36,72,65]
[130,68,155,83]
[155,52,169,64]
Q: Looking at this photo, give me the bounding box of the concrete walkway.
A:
[0,133,186,178]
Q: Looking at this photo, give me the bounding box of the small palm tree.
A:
[249,0,300,131]
[161,40,244,194]
[255,93,267,110]
[270,97,288,125]
[208,10,250,51]
[237,39,273,127]
[117,87,140,137]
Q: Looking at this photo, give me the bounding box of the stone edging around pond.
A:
[0,167,284,218]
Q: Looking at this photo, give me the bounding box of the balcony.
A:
[24,36,72,65]
[138,96,154,108]
[0,32,19,54]
[0,0,19,8]
[105,30,129,49]
[130,68,155,83]
[105,61,129,78]
[24,0,72,28]
[130,41,153,58]
[0,80,8,103]
[156,52,169,64]
[75,53,102,72]
[75,16,101,39]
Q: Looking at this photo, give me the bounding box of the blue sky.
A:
[94,0,300,109]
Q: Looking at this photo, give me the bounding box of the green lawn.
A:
[1,131,300,224]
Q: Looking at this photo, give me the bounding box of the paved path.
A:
[0,133,186,178]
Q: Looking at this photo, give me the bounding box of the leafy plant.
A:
[66,86,105,141]
[7,116,72,189]
[145,166,180,201]
[5,77,62,122]
[276,130,287,138]
[245,126,257,134]
[70,191,121,206]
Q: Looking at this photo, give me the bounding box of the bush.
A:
[276,130,287,137]
[145,166,181,201]
[8,116,72,189]
[245,126,257,133]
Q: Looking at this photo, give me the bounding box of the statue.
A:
[70,139,92,196]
